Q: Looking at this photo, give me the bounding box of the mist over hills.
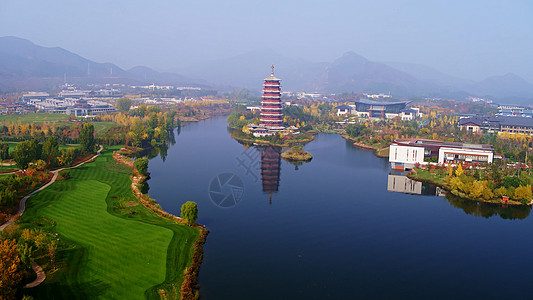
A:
[0,36,532,105]
[177,49,533,104]
[0,36,207,91]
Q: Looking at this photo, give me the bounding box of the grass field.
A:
[0,113,70,124]
[93,122,117,137]
[20,147,199,299]
[6,142,81,153]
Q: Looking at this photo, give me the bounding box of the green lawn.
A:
[0,113,70,124]
[7,142,81,153]
[20,147,199,299]
[93,122,118,137]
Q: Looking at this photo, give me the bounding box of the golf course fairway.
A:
[20,147,199,299]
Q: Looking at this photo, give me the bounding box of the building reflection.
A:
[387,171,441,196]
[259,146,281,205]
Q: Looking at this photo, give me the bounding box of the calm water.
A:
[148,116,533,299]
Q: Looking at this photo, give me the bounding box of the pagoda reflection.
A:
[259,146,281,205]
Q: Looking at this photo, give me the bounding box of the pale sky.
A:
[1,0,532,82]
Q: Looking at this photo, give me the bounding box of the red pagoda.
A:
[260,65,284,130]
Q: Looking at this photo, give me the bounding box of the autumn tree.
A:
[0,239,23,299]
[180,201,198,225]
[514,185,532,204]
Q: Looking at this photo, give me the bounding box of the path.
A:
[24,262,46,288]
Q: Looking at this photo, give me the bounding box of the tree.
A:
[180,201,198,225]
[115,97,133,112]
[455,163,464,177]
[79,123,96,154]
[514,185,532,204]
[42,136,60,165]
[13,139,40,169]
[134,158,149,176]
[0,239,23,299]
[0,142,9,160]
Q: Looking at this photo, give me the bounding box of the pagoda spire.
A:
[271,64,274,76]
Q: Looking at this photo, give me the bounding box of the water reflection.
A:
[134,130,175,161]
[259,146,281,205]
[387,171,440,196]
[446,193,531,220]
[387,172,531,220]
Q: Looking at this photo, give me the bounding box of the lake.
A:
[148,116,533,299]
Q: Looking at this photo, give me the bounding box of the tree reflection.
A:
[445,193,531,220]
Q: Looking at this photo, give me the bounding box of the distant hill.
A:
[0,36,208,91]
[465,73,533,100]
[384,61,473,88]
[321,52,432,96]
[173,49,327,91]
[178,49,533,104]
[1,36,531,104]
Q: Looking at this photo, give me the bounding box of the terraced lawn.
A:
[20,147,199,299]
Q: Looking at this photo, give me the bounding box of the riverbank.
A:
[114,149,208,300]
[342,134,389,158]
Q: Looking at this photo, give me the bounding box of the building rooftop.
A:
[394,138,493,151]
[459,115,533,127]
[355,99,411,106]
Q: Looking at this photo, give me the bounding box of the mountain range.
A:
[1,36,532,105]
[0,36,208,91]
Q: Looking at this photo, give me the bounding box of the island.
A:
[281,146,313,162]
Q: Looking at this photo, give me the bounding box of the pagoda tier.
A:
[260,65,283,129]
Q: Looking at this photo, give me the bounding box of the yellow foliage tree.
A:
[455,164,464,177]
[0,239,23,299]
[514,185,532,203]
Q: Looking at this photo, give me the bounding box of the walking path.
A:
[24,262,46,288]
[0,145,103,288]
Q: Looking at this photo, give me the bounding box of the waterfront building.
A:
[248,66,286,137]
[389,138,494,170]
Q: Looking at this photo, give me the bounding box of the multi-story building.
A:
[459,115,533,135]
[260,65,283,130]
[389,138,494,170]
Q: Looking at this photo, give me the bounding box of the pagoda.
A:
[260,65,284,131]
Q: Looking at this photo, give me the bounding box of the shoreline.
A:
[230,132,315,148]
[113,149,208,299]
[407,169,525,206]
[341,134,526,206]
[341,134,389,158]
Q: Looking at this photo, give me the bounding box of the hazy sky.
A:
[1,0,532,82]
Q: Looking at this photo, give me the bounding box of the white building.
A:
[438,147,493,164]
[389,144,425,170]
